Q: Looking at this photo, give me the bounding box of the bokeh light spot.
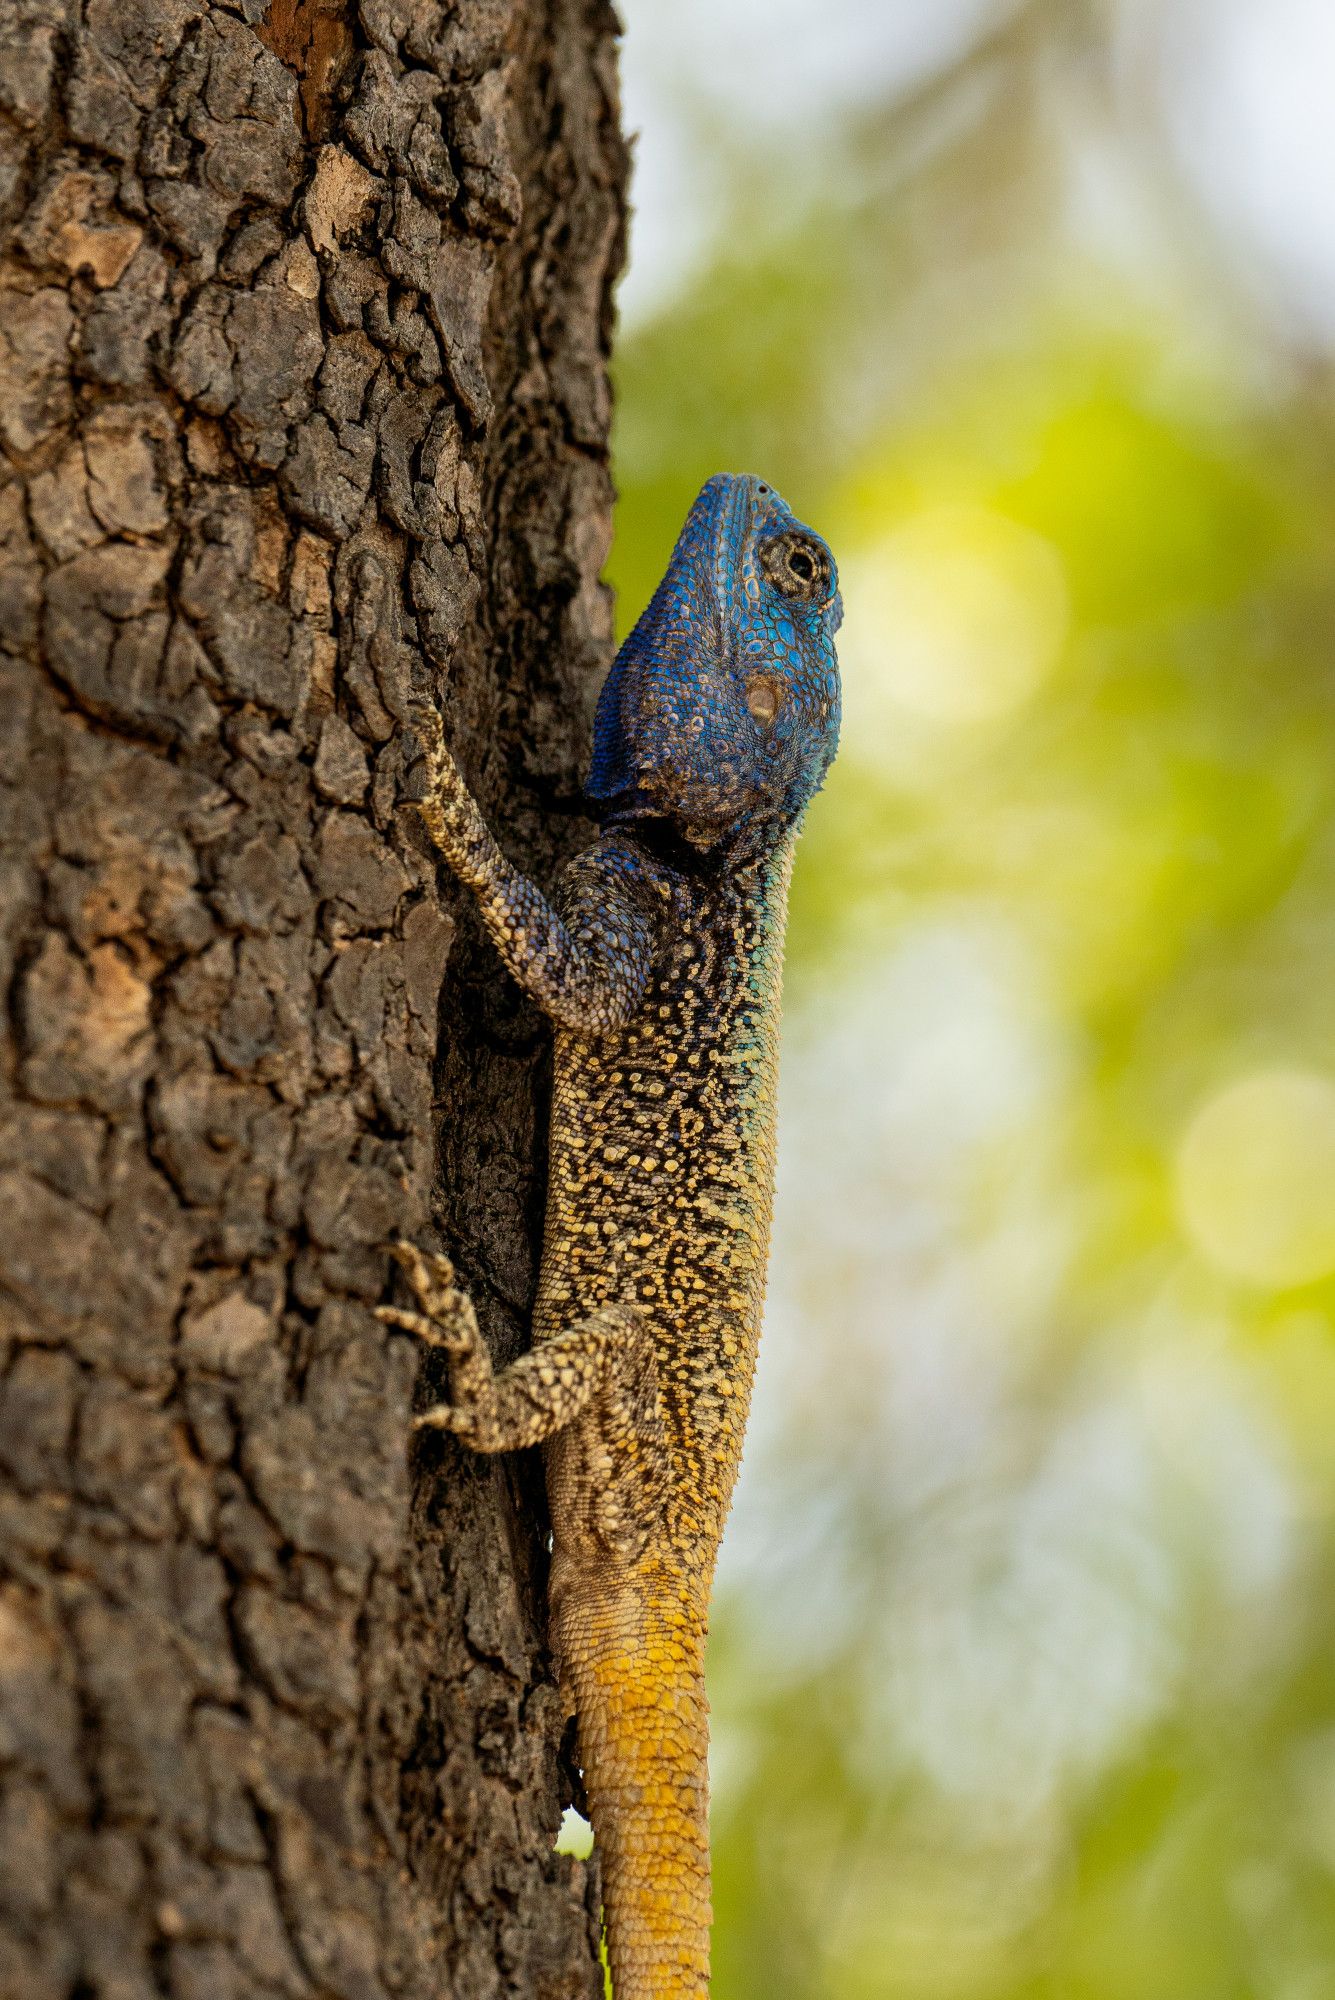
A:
[1176,1068,1335,1288]
[841,506,1069,727]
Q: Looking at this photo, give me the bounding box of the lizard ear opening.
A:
[745,676,782,727]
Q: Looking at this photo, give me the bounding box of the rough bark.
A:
[0,0,626,1992]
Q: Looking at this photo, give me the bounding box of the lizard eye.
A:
[758,530,835,605]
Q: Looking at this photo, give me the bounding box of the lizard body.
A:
[381,473,842,1996]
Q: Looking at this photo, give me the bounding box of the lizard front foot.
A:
[376,1240,474,1347]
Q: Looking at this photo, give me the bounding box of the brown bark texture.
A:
[0,0,627,1991]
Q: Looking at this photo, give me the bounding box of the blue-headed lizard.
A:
[380,472,842,1996]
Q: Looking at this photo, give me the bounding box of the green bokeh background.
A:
[578,7,1335,1994]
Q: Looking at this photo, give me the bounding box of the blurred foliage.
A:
[599,4,1335,1996]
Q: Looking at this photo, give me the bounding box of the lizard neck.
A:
[604,803,807,878]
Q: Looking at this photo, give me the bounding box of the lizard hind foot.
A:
[378,1241,478,1353]
[388,1236,454,1293]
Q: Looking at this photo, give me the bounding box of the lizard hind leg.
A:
[382,1244,708,1993]
[377,1240,650,1456]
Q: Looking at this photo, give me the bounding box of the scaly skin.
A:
[381,474,842,1996]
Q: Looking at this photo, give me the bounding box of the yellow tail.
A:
[559,1582,713,1998]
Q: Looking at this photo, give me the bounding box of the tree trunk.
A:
[0,0,626,1992]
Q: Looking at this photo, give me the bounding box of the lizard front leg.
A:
[402,702,663,1037]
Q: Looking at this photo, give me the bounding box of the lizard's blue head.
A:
[587,473,842,849]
